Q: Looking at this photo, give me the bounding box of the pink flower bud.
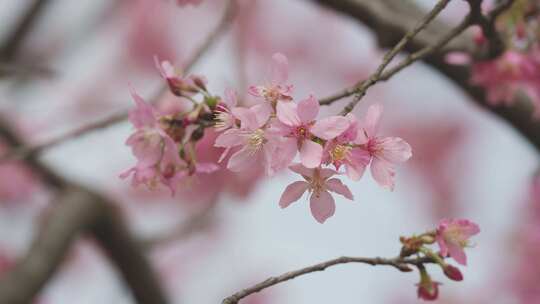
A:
[443,264,464,281]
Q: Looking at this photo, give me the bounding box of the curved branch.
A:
[314,0,540,152]
[326,0,452,114]
[221,255,433,304]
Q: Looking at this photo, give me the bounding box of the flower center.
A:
[308,169,326,197]
[331,144,351,162]
[247,129,266,154]
[445,228,469,248]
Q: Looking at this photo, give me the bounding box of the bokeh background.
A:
[0,0,538,303]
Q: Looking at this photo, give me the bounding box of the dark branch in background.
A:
[222,255,434,304]
[0,0,51,61]
[0,186,168,304]
[0,119,169,304]
[0,0,238,164]
[314,0,540,152]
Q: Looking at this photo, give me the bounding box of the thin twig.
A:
[317,0,451,113]
[221,255,433,304]
[0,0,238,164]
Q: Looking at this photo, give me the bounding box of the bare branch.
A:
[0,0,51,61]
[0,120,169,303]
[317,0,451,114]
[0,186,168,304]
[221,255,433,304]
[0,0,238,164]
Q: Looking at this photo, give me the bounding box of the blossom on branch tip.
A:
[436,218,480,266]
[248,53,293,105]
[354,104,412,190]
[279,164,353,223]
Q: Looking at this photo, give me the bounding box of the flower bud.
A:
[443,264,463,281]
[416,267,440,301]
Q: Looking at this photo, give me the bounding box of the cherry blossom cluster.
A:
[122,53,412,223]
[400,218,480,301]
[457,1,540,117]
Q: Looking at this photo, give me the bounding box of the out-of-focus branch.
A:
[0,0,238,164]
[0,186,169,304]
[0,188,102,304]
[314,0,540,152]
[0,120,168,303]
[0,0,51,61]
[221,255,433,304]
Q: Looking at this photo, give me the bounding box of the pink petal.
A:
[251,103,273,128]
[128,86,156,128]
[447,242,468,266]
[445,52,472,65]
[270,52,289,84]
[276,101,300,127]
[224,88,238,107]
[319,167,338,180]
[196,163,220,173]
[370,158,395,190]
[248,85,265,98]
[279,181,309,208]
[310,116,350,140]
[214,129,244,148]
[126,132,162,167]
[436,235,449,257]
[227,147,258,172]
[325,178,354,200]
[269,138,297,175]
[310,190,335,223]
[300,140,323,168]
[232,107,259,130]
[363,104,383,138]
[376,137,412,163]
[346,148,371,181]
[289,163,314,178]
[297,95,319,123]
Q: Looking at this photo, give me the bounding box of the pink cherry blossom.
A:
[322,113,371,181]
[248,53,293,104]
[154,56,207,96]
[214,88,239,132]
[121,88,217,194]
[214,103,277,173]
[279,163,353,223]
[355,104,412,190]
[436,218,480,266]
[471,51,538,109]
[273,95,349,168]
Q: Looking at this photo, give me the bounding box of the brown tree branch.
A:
[314,0,540,152]
[0,0,51,61]
[0,119,168,303]
[0,0,238,164]
[0,186,169,304]
[221,255,433,304]
[327,0,452,114]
